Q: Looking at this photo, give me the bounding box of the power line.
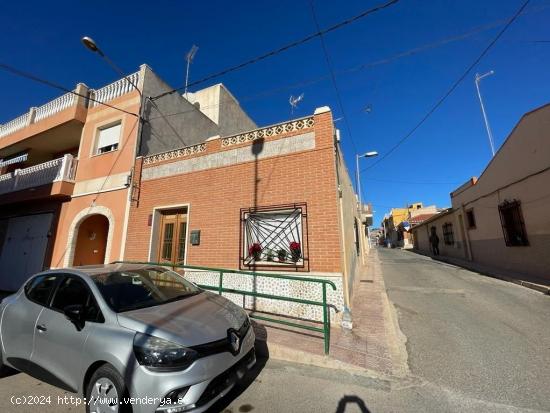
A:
[0,62,139,117]
[361,0,531,173]
[308,0,359,153]
[151,0,400,101]
[146,8,539,125]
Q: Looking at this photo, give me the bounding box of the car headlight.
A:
[133,333,197,371]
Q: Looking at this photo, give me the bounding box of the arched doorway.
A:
[73,214,109,266]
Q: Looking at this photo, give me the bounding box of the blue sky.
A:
[2,0,550,225]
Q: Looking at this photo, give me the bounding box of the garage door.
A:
[0,213,53,292]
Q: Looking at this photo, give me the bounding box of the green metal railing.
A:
[113,261,337,354]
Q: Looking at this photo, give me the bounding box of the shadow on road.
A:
[335,395,371,413]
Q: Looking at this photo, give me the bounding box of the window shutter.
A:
[97,123,121,150]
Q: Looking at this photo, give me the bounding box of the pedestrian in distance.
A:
[430,227,440,256]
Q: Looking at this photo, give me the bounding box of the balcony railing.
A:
[0,113,30,139]
[0,85,86,140]
[0,71,140,140]
[34,92,76,122]
[89,72,140,107]
[0,154,77,196]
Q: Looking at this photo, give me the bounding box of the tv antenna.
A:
[184,45,199,99]
[289,93,304,114]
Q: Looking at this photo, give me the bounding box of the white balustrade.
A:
[34,92,76,122]
[0,154,77,196]
[89,72,140,107]
[0,113,30,139]
[0,72,138,140]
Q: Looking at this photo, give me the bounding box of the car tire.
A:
[86,364,131,413]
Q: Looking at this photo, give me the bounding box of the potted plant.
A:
[290,241,301,262]
[277,249,288,262]
[266,249,275,262]
[248,243,262,261]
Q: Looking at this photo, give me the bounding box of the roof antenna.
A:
[289,93,304,115]
[184,45,199,100]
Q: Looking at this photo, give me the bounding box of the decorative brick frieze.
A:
[221,116,314,147]
[143,143,207,165]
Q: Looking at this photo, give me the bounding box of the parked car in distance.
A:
[0,263,256,413]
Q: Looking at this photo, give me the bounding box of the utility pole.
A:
[475,71,496,157]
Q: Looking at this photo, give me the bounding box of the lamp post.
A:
[356,151,378,258]
[81,36,141,97]
[475,71,496,157]
[356,151,378,209]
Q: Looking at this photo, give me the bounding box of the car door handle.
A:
[36,324,47,332]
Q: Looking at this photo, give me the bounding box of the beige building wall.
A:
[412,210,467,259]
[335,139,364,305]
[414,103,550,281]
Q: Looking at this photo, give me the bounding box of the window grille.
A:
[442,222,454,245]
[498,200,529,246]
[240,204,308,270]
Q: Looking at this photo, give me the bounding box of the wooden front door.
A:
[157,209,188,265]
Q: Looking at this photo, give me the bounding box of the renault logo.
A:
[228,330,240,354]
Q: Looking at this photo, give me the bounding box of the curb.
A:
[254,338,388,379]
[405,249,550,296]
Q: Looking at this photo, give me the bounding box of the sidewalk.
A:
[407,249,550,295]
[252,249,409,378]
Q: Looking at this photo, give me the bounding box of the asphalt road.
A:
[1,248,549,412]
[380,247,550,412]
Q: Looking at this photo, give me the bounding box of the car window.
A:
[91,267,200,312]
[26,275,59,306]
[51,277,104,322]
[51,277,89,311]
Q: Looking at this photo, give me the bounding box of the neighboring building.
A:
[124,107,366,320]
[382,203,441,248]
[412,103,550,282]
[0,64,255,291]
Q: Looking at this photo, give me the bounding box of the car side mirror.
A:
[63,304,85,329]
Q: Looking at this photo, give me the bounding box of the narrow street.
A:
[1,248,549,413]
[380,247,550,411]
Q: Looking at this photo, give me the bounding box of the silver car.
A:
[0,264,256,413]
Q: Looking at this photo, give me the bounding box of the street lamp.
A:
[356,151,378,209]
[81,36,141,96]
[475,70,496,157]
[356,150,378,254]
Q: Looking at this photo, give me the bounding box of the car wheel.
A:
[86,364,131,413]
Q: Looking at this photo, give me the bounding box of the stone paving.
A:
[252,249,409,377]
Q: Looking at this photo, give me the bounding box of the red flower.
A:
[248,243,262,255]
[289,242,301,251]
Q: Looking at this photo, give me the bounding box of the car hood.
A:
[116,292,247,347]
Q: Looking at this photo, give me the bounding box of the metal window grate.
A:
[240,203,309,271]
[498,200,529,246]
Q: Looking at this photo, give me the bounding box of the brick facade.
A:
[124,110,344,274]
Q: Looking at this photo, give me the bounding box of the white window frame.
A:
[95,121,122,155]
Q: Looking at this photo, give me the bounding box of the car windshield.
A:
[90,267,201,312]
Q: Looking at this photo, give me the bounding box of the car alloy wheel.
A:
[89,377,120,413]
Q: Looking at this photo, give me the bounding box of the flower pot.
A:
[290,249,301,262]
